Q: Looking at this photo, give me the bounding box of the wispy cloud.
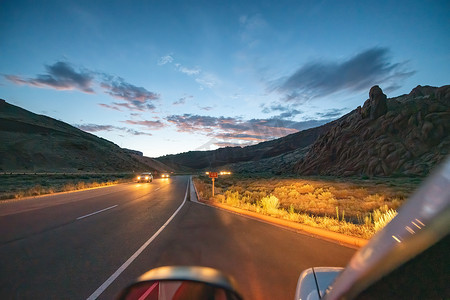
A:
[173,95,193,106]
[98,103,121,111]
[261,103,303,119]
[100,75,159,111]
[165,114,327,146]
[239,14,269,47]
[5,61,95,93]
[177,65,201,76]
[76,124,115,132]
[173,98,186,105]
[157,54,219,90]
[274,47,415,102]
[195,73,219,89]
[75,123,153,136]
[157,55,174,65]
[123,120,166,130]
[315,108,348,119]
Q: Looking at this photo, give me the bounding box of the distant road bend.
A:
[0,176,355,300]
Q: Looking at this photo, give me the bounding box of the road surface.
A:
[0,175,356,299]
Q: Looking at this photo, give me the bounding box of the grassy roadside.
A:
[0,173,136,200]
[193,175,422,239]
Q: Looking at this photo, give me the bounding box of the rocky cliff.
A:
[294,85,450,176]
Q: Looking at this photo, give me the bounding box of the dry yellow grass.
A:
[193,175,420,239]
[0,173,135,200]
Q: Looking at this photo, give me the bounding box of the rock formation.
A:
[294,85,450,177]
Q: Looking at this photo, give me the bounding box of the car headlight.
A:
[137,176,141,180]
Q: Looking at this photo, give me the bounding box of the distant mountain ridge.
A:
[157,85,449,178]
[0,99,173,173]
[2,84,448,177]
[156,118,337,171]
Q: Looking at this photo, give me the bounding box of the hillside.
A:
[158,85,449,177]
[294,85,450,176]
[157,119,336,171]
[3,84,447,176]
[0,99,173,173]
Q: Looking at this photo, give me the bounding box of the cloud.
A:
[173,98,186,105]
[98,103,121,111]
[6,60,160,112]
[315,108,348,119]
[5,61,95,93]
[195,73,219,88]
[275,47,415,101]
[157,55,218,90]
[173,95,193,105]
[100,75,159,111]
[123,120,166,130]
[157,55,174,65]
[76,124,115,132]
[200,106,213,111]
[178,66,201,76]
[239,14,268,47]
[158,55,200,75]
[165,114,313,145]
[75,123,152,136]
[261,103,303,119]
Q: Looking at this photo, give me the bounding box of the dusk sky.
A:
[1,0,449,157]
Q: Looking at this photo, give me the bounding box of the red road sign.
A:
[209,172,218,178]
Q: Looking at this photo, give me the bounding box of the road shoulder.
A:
[190,177,367,249]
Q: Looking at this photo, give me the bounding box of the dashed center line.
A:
[76,205,118,220]
[86,179,190,300]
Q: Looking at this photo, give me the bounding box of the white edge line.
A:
[76,205,118,220]
[86,178,190,300]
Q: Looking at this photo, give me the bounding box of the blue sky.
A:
[1,0,449,157]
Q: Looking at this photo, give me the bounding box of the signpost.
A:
[205,171,230,197]
[208,172,218,196]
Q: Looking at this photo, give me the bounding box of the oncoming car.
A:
[161,173,170,178]
[136,172,153,183]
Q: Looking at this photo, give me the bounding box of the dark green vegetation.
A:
[0,172,135,200]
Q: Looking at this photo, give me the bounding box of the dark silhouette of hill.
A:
[156,119,337,171]
[0,99,173,173]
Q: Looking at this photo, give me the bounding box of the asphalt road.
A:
[0,175,356,299]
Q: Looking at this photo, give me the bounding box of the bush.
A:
[298,184,315,194]
[259,195,279,215]
[374,209,398,232]
[225,190,241,207]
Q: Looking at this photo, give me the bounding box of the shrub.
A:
[215,194,225,203]
[374,209,398,232]
[259,195,280,215]
[297,184,315,194]
[225,190,241,207]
